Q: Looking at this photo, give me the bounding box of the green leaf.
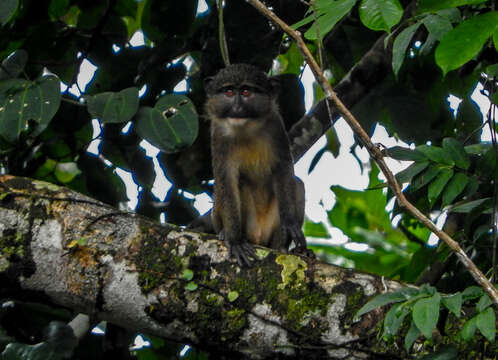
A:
[441,293,462,317]
[185,281,198,291]
[422,14,453,41]
[411,165,441,191]
[356,287,419,318]
[0,75,61,142]
[464,143,492,155]
[476,294,492,313]
[383,303,409,338]
[448,198,491,213]
[385,146,427,161]
[436,8,461,23]
[303,0,358,40]
[0,0,18,25]
[359,0,403,32]
[460,316,477,341]
[428,168,453,205]
[54,162,81,183]
[419,0,487,13]
[418,346,458,360]
[435,11,498,75]
[462,286,483,300]
[87,87,139,124]
[396,161,429,183]
[404,320,420,352]
[0,49,28,80]
[441,172,468,207]
[227,291,239,302]
[442,138,469,169]
[494,26,498,52]
[135,94,198,153]
[326,127,340,158]
[392,23,421,76]
[49,0,71,19]
[412,293,440,339]
[416,145,454,165]
[304,220,330,238]
[476,307,496,342]
[181,269,194,281]
[487,64,498,78]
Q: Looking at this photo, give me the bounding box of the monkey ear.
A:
[204,76,214,93]
[269,76,281,96]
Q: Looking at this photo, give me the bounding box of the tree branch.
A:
[247,0,498,305]
[2,175,481,358]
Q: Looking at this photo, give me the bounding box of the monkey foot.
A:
[229,242,257,267]
[291,246,315,259]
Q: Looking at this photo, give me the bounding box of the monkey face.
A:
[204,64,279,131]
[206,85,274,121]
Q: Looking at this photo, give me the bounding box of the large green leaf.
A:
[435,11,498,75]
[460,316,477,341]
[428,168,453,206]
[422,14,453,41]
[441,293,462,317]
[302,0,357,40]
[0,49,28,80]
[135,94,198,153]
[404,320,421,352]
[448,197,491,213]
[392,23,421,76]
[356,287,419,318]
[476,307,496,342]
[411,165,441,191]
[442,138,469,170]
[396,161,429,183]
[419,0,487,13]
[441,172,468,207]
[413,293,440,339]
[0,0,18,25]
[383,303,409,338]
[0,75,61,142]
[359,0,403,32]
[476,294,492,313]
[87,87,139,124]
[416,145,454,165]
[385,146,427,161]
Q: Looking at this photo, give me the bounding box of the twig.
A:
[246,0,498,305]
[217,0,230,66]
[61,96,85,107]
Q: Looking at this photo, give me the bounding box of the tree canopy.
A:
[0,0,497,359]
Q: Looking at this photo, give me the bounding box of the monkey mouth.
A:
[227,117,249,126]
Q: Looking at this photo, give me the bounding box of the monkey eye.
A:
[240,88,251,97]
[223,88,235,97]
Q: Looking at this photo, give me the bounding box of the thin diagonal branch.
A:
[247,0,498,305]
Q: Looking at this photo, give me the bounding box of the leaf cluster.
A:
[356,284,496,353]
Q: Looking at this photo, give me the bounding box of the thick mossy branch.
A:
[0,175,495,359]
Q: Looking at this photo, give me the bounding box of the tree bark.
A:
[0,175,492,359]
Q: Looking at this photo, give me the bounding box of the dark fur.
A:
[204,64,312,266]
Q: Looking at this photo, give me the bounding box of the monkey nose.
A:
[229,106,246,118]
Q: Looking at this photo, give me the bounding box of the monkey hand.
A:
[281,222,315,259]
[291,246,315,258]
[229,242,257,267]
[219,231,257,267]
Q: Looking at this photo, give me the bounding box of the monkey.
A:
[203,63,312,267]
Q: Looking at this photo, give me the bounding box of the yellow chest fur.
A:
[233,138,275,177]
